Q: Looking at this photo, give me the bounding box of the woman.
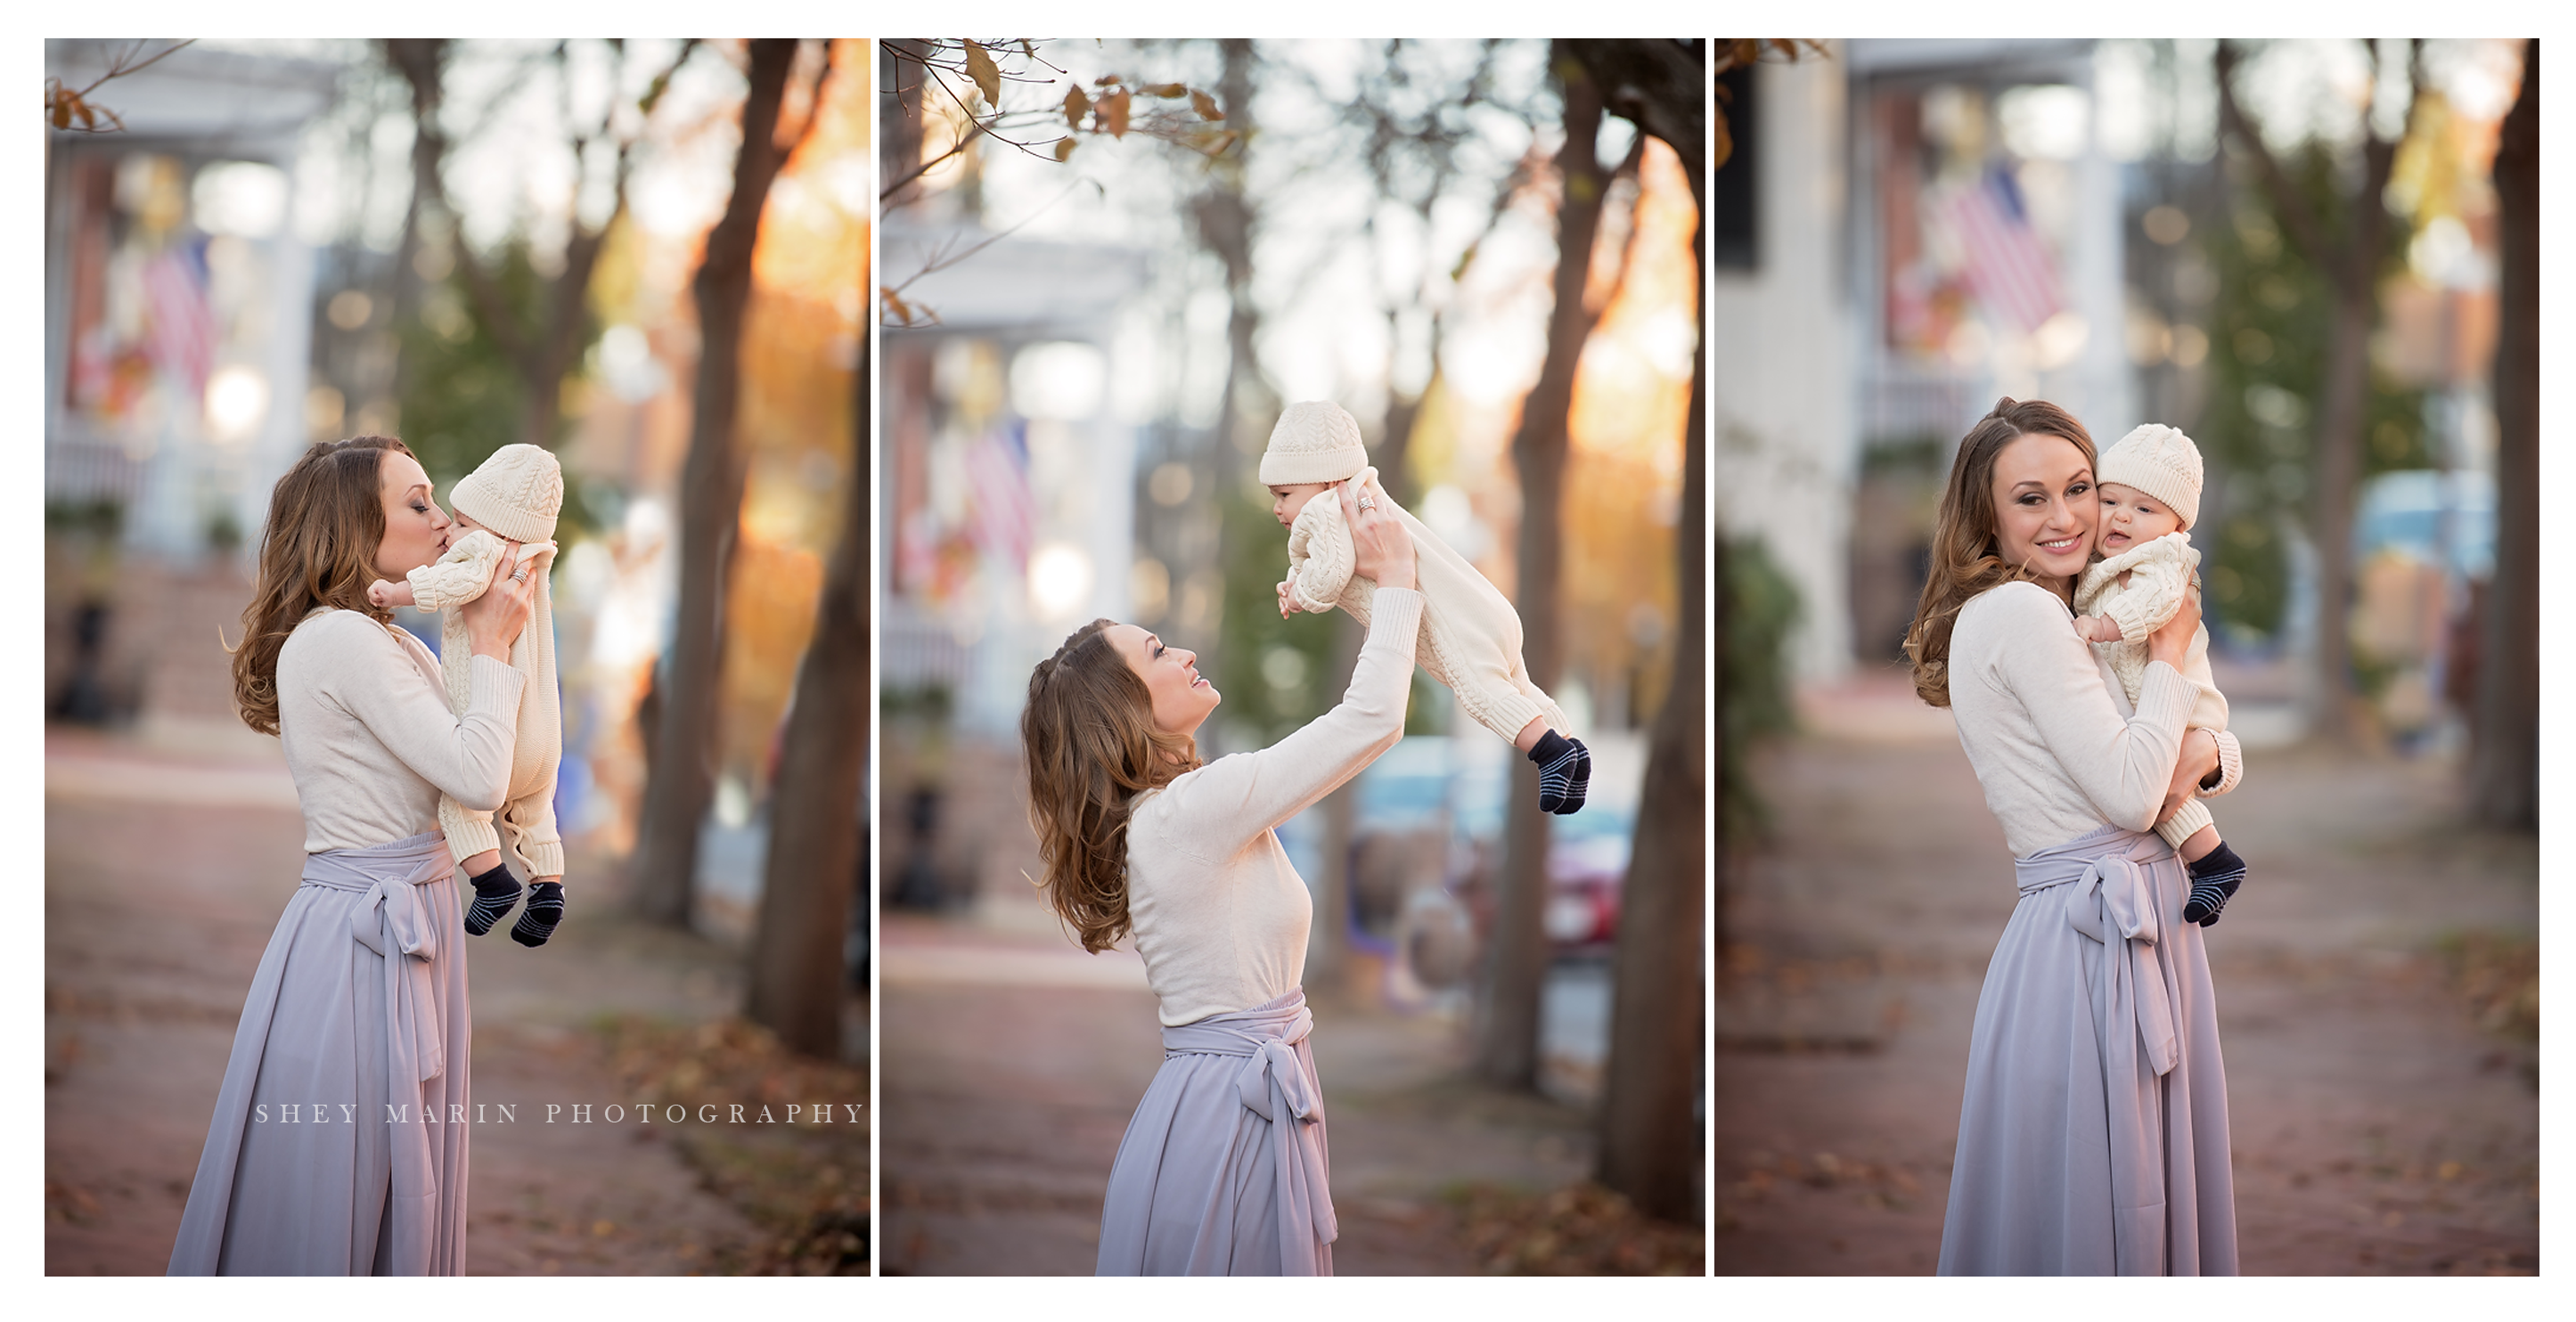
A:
[169,436,536,1275]
[1903,398,2244,1276]
[1021,472,1419,1276]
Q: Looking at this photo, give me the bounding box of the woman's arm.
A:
[1159,589,1423,853]
[1981,583,2197,832]
[312,613,527,811]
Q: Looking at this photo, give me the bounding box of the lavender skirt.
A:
[1096,988,1337,1275]
[168,831,472,1275]
[1937,825,2238,1275]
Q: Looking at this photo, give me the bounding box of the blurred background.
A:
[1700,39,2537,1274]
[874,38,1705,1273]
[45,38,871,1274]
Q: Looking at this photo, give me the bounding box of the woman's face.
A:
[1987,431,2096,584]
[373,452,453,583]
[1105,623,1220,738]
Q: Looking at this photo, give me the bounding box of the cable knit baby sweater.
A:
[406,529,564,880]
[1282,468,1568,747]
[2073,531,2230,848]
[1948,582,2243,859]
[274,608,527,855]
[1125,588,1423,1026]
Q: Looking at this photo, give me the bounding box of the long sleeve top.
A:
[1124,588,1425,1026]
[1946,582,2243,859]
[274,608,527,856]
[2073,531,2228,732]
[1282,469,1560,745]
[409,530,564,880]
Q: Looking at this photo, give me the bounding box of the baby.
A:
[2069,423,2250,926]
[1263,400,1591,813]
[365,442,569,946]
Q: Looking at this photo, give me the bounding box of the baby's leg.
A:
[2175,823,2218,863]
[1512,716,1547,752]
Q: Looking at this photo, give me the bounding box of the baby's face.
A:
[445,508,483,552]
[2096,482,2184,556]
[1268,482,1330,529]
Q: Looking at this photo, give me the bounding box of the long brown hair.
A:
[1020,620,1203,953]
[230,437,413,735]
[1902,397,2098,708]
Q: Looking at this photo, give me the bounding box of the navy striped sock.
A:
[511,882,565,947]
[1530,731,1590,814]
[462,862,521,936]
[2182,840,2246,926]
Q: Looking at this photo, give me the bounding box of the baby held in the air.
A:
[2069,423,2250,926]
[1263,400,1591,813]
[364,443,570,945]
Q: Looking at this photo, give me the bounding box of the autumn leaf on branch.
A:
[43,39,194,134]
[961,39,1001,106]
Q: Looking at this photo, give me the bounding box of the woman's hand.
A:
[460,540,536,662]
[1343,469,1417,592]
[2155,728,2221,825]
[2146,580,2200,669]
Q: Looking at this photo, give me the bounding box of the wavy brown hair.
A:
[1902,397,2098,708]
[1020,620,1204,953]
[230,437,413,735]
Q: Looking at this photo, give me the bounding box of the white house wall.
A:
[1709,53,1857,685]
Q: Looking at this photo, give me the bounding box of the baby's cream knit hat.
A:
[2098,423,2204,530]
[1260,401,1368,486]
[450,443,564,543]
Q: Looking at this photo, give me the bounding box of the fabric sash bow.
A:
[1161,992,1337,1249]
[303,831,456,1087]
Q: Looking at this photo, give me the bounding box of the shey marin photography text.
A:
[247,1101,866,1125]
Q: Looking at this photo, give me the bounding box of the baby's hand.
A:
[367,578,407,608]
[1276,579,1300,619]
[2073,613,2122,644]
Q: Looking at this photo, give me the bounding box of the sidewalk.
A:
[42,724,848,1276]
[1713,672,2538,1275]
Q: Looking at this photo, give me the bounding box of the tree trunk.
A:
[2213,41,2402,745]
[1197,39,1264,515]
[747,329,871,1055]
[2305,285,2374,741]
[386,39,448,424]
[1585,36,1709,1221]
[1472,44,1604,1089]
[2472,39,2537,828]
[633,39,798,927]
[1599,327,1705,1221]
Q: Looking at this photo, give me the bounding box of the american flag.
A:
[141,238,217,398]
[964,423,1034,572]
[1940,166,2062,336]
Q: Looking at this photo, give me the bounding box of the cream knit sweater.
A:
[407,529,564,880]
[1125,588,1424,1026]
[1947,582,2243,860]
[274,609,527,856]
[1282,469,1568,747]
[2073,532,2230,848]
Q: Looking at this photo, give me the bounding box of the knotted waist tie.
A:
[300,831,457,1088]
[2017,828,2181,1078]
[1161,991,1337,1248]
